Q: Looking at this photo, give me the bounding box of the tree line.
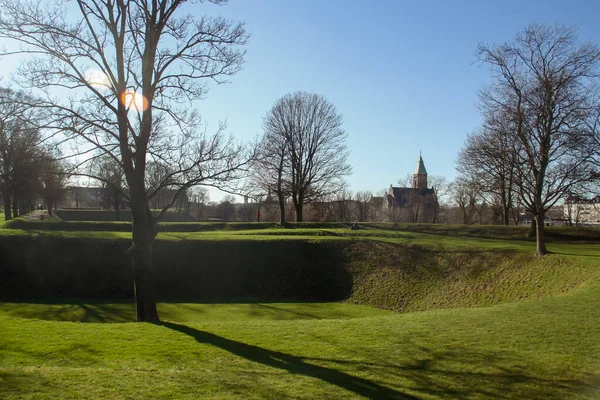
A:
[0,88,68,220]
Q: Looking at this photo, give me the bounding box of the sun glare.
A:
[119,90,149,112]
[84,69,110,89]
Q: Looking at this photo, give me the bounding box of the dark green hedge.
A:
[0,236,352,302]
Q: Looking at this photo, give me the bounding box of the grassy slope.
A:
[1,225,599,399]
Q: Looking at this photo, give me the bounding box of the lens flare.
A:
[119,90,149,112]
[84,69,110,88]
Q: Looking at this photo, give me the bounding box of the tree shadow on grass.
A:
[162,321,417,399]
[162,322,599,399]
[300,352,595,400]
[0,302,135,322]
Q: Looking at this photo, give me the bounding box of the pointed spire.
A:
[414,154,427,175]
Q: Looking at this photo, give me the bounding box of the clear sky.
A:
[2,0,600,202]
[189,0,600,201]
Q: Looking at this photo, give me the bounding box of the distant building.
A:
[385,155,437,223]
[564,195,600,226]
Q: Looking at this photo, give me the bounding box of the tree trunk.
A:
[527,218,536,238]
[503,205,510,225]
[3,187,11,220]
[130,202,159,323]
[277,192,286,225]
[534,213,548,256]
[12,196,18,218]
[295,201,303,222]
[47,200,54,216]
[294,193,304,222]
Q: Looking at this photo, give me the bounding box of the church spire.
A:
[413,154,428,189]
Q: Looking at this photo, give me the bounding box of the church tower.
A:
[413,154,428,189]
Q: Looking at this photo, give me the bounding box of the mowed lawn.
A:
[1,231,600,399]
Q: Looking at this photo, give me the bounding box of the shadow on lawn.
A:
[162,322,598,400]
[162,321,417,399]
[302,345,595,400]
[0,302,135,322]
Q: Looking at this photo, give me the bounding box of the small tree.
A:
[92,154,126,220]
[355,191,373,222]
[451,177,485,224]
[428,175,449,224]
[38,150,69,216]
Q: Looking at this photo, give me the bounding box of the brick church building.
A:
[385,155,437,223]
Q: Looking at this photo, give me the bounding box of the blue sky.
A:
[188,0,600,200]
[2,0,600,202]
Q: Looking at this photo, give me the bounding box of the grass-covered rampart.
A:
[0,230,595,312]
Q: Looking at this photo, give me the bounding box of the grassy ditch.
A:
[345,241,593,311]
[0,232,596,312]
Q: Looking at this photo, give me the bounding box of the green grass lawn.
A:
[1,286,599,399]
[1,225,600,398]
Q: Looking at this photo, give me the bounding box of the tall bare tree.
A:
[478,23,600,255]
[261,92,351,222]
[456,114,520,225]
[0,0,250,321]
[251,128,289,225]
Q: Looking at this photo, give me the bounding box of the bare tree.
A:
[0,88,45,220]
[355,190,373,222]
[92,153,126,220]
[456,115,520,225]
[450,177,486,224]
[218,194,236,222]
[38,149,69,216]
[332,188,352,222]
[0,0,250,321]
[428,175,449,223]
[251,128,290,225]
[189,186,209,221]
[262,92,351,222]
[478,23,600,255]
